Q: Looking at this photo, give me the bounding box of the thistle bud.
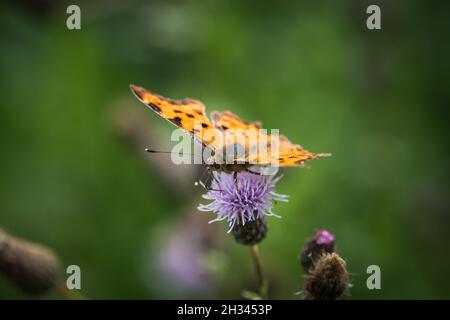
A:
[232,217,268,245]
[303,253,349,300]
[300,229,335,273]
[0,229,61,295]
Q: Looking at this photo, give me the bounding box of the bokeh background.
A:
[1,0,449,299]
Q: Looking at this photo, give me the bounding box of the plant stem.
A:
[249,244,268,299]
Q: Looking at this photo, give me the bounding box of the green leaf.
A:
[241,290,263,300]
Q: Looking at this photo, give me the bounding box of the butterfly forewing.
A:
[130,84,218,148]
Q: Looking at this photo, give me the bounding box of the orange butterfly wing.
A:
[211,111,262,132]
[131,86,329,166]
[271,134,330,166]
[130,84,218,147]
[211,111,329,166]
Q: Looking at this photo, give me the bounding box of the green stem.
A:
[249,244,268,299]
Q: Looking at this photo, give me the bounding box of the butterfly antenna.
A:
[145,148,172,154]
[316,152,332,157]
[144,148,194,156]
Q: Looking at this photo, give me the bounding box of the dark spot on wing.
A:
[221,125,229,130]
[147,103,161,113]
[169,116,183,126]
[134,89,145,99]
[195,110,203,115]
[201,122,209,128]
[174,110,183,114]
[186,113,195,118]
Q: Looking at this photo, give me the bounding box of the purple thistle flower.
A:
[300,229,336,272]
[198,172,288,232]
[315,229,335,245]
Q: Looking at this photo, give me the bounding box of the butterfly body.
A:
[130,84,329,178]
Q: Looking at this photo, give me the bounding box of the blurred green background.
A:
[1,0,449,299]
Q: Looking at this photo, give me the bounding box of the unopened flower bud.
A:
[232,217,267,245]
[303,253,348,300]
[0,229,61,295]
[300,229,335,272]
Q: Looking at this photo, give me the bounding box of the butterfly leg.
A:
[194,167,208,187]
[206,169,225,192]
[246,169,268,183]
[210,170,222,188]
[196,167,222,192]
[247,169,262,176]
[233,171,238,191]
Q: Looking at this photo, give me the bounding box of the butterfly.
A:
[130,84,329,188]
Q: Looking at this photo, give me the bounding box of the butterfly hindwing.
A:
[211,111,328,166]
[212,111,262,132]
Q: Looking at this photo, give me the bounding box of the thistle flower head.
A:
[198,172,288,232]
[301,229,336,272]
[315,229,335,245]
[0,228,61,295]
[303,253,349,300]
